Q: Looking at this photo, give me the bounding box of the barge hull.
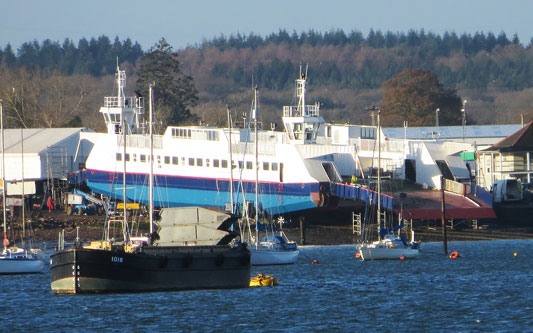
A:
[50,245,250,294]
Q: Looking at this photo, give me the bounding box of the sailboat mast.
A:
[227,108,234,213]
[148,83,154,235]
[377,107,381,240]
[119,67,128,244]
[1,101,8,250]
[21,129,25,245]
[254,87,259,247]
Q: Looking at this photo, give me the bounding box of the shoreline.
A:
[30,223,533,247]
[16,210,533,247]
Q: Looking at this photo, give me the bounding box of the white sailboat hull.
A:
[0,258,44,274]
[358,245,419,260]
[250,248,299,265]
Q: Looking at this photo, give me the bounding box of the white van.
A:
[490,179,523,204]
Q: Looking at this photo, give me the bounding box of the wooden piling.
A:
[299,216,306,245]
[441,176,448,254]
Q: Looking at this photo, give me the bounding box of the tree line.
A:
[191,29,533,91]
[1,29,531,90]
[0,38,196,132]
[0,36,143,76]
[204,29,522,55]
[1,29,533,129]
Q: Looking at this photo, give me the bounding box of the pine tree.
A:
[136,38,198,133]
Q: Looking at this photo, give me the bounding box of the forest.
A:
[1,29,533,131]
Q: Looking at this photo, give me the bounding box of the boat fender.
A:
[215,254,225,267]
[355,252,361,259]
[182,254,193,268]
[322,193,330,207]
[449,251,460,259]
[240,253,251,266]
[318,193,325,207]
[399,255,406,260]
[159,256,169,269]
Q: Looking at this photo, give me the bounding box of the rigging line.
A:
[234,99,256,209]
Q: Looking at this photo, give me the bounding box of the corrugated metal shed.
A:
[3,128,88,153]
[0,128,93,181]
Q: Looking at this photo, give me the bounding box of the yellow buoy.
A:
[250,273,278,287]
[513,252,518,257]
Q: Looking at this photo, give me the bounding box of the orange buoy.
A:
[399,255,406,260]
[449,251,460,259]
[355,252,361,259]
[312,259,319,264]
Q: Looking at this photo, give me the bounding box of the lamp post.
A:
[435,108,440,127]
[461,100,467,141]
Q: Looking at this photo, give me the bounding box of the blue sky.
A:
[1,0,532,51]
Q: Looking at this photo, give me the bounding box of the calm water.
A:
[1,240,532,332]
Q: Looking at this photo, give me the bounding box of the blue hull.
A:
[86,169,319,215]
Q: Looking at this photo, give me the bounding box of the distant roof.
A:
[382,124,522,140]
[483,122,533,152]
[2,128,92,154]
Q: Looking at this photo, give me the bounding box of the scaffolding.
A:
[46,145,69,207]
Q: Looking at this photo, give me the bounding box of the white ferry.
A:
[81,65,492,220]
[81,67,350,215]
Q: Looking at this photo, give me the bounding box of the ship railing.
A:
[352,138,406,153]
[117,134,163,149]
[231,141,276,155]
[444,178,472,196]
[104,96,143,110]
[283,105,320,117]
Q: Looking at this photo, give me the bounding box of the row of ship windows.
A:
[116,153,280,171]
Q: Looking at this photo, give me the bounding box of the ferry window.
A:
[125,153,130,162]
[133,154,137,162]
[172,157,179,165]
[188,158,195,166]
[238,161,244,169]
[116,153,122,161]
[222,160,228,168]
[206,159,210,167]
[196,158,203,167]
[207,130,218,141]
[272,163,278,171]
[246,161,252,170]
[263,162,270,171]
[213,159,220,167]
[164,156,170,164]
[140,154,146,162]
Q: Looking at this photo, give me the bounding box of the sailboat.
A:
[357,107,419,260]
[243,88,299,266]
[0,102,44,274]
[50,68,250,293]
